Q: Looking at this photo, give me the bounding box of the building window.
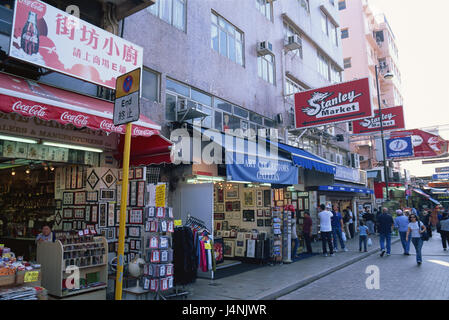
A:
[299,0,310,13]
[211,12,244,66]
[341,28,349,39]
[285,78,305,96]
[330,23,338,46]
[255,0,273,21]
[343,57,352,69]
[148,0,186,31]
[317,52,330,80]
[330,65,342,83]
[338,0,346,10]
[258,54,275,84]
[142,68,159,102]
[321,12,329,36]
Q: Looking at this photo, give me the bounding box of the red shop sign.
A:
[352,106,405,134]
[294,78,373,129]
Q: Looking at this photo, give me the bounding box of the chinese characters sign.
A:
[9,0,143,89]
[114,68,140,125]
[352,106,405,135]
[294,78,373,129]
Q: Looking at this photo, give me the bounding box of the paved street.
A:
[278,233,449,300]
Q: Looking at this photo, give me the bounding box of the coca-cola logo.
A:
[19,0,45,12]
[60,112,89,127]
[12,101,47,117]
[100,120,125,134]
[133,127,155,137]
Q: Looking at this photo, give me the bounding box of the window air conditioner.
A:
[257,41,274,56]
[285,35,302,51]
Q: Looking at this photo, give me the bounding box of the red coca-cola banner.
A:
[352,106,405,134]
[390,129,449,159]
[0,72,159,137]
[294,78,373,129]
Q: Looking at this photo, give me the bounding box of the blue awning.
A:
[413,188,441,205]
[275,142,336,175]
[319,184,374,194]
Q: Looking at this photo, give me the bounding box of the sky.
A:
[367,0,449,178]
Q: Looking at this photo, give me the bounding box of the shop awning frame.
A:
[413,188,441,205]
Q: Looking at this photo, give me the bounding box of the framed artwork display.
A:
[63,208,73,219]
[76,167,83,189]
[225,201,233,212]
[304,199,309,210]
[63,192,74,205]
[134,167,144,180]
[232,201,240,211]
[108,205,115,227]
[276,201,284,207]
[74,191,86,205]
[101,169,117,188]
[100,189,115,202]
[87,170,100,189]
[129,168,134,180]
[292,192,298,200]
[86,191,98,202]
[107,228,115,240]
[257,219,264,227]
[55,211,62,226]
[274,189,279,201]
[135,240,141,250]
[129,209,144,224]
[91,205,98,223]
[216,204,225,212]
[264,219,272,227]
[263,190,271,207]
[243,210,255,222]
[137,181,145,207]
[265,209,271,217]
[128,226,141,238]
[217,188,224,203]
[257,209,263,217]
[243,190,255,207]
[74,207,85,219]
[214,213,225,220]
[63,222,72,231]
[99,203,107,228]
[256,190,263,207]
[223,231,231,238]
[278,189,284,201]
[225,184,239,199]
[233,212,240,220]
[71,166,77,189]
[298,199,303,210]
[285,192,291,199]
[130,239,136,250]
[223,240,235,258]
[55,199,62,210]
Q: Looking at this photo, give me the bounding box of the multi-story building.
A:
[339,0,404,198]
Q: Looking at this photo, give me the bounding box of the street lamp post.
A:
[374,65,394,202]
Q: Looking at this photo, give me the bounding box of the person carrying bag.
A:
[406,214,427,266]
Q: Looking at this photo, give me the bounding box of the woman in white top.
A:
[291,211,299,259]
[406,214,427,266]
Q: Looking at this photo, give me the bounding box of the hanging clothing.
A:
[173,227,197,285]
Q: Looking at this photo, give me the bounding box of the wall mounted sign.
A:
[352,106,405,134]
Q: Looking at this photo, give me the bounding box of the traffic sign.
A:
[115,68,141,99]
[114,69,141,126]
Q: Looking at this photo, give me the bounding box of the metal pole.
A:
[375,65,389,202]
[115,122,132,300]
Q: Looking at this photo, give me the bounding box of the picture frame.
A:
[257,219,264,227]
[232,201,241,211]
[298,199,303,210]
[233,212,241,220]
[225,202,233,212]
[91,205,98,223]
[135,167,144,180]
[265,209,272,217]
[137,181,145,207]
[257,209,263,217]
[243,190,255,207]
[86,191,98,202]
[292,192,298,200]
[223,230,231,238]
[129,208,144,224]
[118,169,123,181]
[63,208,73,219]
[243,210,255,222]
[276,200,284,207]
[223,240,235,258]
[128,226,141,238]
[100,189,115,202]
[217,188,224,203]
[63,192,74,205]
[76,166,83,189]
[55,199,62,210]
[214,213,225,220]
[225,184,239,199]
[74,207,85,219]
[87,170,100,190]
[130,239,136,250]
[74,192,86,205]
[264,190,271,207]
[135,240,141,250]
[264,219,272,227]
[304,199,309,210]
[129,168,134,180]
[99,203,107,228]
[108,204,115,227]
[217,203,225,212]
[63,222,72,231]
[107,228,115,240]
[256,190,263,207]
[285,192,291,199]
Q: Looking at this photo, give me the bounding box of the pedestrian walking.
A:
[343,209,352,240]
[291,211,299,259]
[394,209,411,255]
[363,207,375,234]
[422,210,432,238]
[406,214,427,266]
[347,206,355,239]
[378,207,394,257]
[318,204,334,257]
[331,204,348,252]
[358,221,369,252]
[302,211,313,254]
[437,212,449,252]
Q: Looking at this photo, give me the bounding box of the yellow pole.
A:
[115,122,132,300]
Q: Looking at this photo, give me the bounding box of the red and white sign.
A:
[352,106,405,134]
[0,72,159,137]
[294,78,372,129]
[9,0,143,89]
[390,129,449,160]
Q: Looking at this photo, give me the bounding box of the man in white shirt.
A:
[318,204,334,257]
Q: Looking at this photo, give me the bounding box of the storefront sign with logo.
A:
[352,106,405,134]
[390,129,449,160]
[9,0,143,89]
[225,153,298,185]
[433,173,449,180]
[386,137,414,159]
[335,165,365,185]
[435,167,449,173]
[294,78,372,129]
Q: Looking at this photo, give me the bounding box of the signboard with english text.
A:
[294,78,373,129]
[9,0,143,89]
[352,106,405,134]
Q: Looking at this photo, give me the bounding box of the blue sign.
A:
[226,153,298,185]
[433,173,449,180]
[123,76,133,92]
[386,137,414,158]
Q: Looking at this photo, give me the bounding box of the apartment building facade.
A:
[339,0,404,185]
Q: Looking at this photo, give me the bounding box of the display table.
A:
[0,237,36,261]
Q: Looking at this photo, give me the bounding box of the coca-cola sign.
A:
[12,100,47,117]
[100,120,125,134]
[133,126,155,137]
[295,78,372,129]
[352,106,405,134]
[60,111,89,127]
